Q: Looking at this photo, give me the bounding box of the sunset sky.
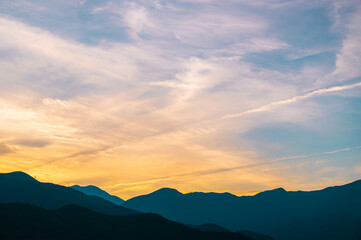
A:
[0,0,360,199]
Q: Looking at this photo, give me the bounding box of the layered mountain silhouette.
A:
[70,184,124,205]
[0,203,252,240]
[0,171,136,216]
[2,171,360,240]
[123,180,361,240]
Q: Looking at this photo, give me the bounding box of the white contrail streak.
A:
[223,82,361,119]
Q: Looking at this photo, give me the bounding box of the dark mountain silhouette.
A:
[237,230,276,240]
[188,223,231,232]
[123,180,361,240]
[0,203,253,240]
[0,171,137,216]
[70,185,124,205]
[1,171,38,182]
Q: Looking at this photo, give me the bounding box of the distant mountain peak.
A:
[270,187,286,193]
[152,188,182,195]
[70,184,124,205]
[0,171,37,182]
[188,191,237,198]
[255,187,287,197]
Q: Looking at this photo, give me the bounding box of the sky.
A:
[0,0,360,199]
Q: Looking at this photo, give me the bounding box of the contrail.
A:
[223,81,361,119]
[106,145,361,189]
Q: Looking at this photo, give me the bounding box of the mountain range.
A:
[1,171,361,240]
[122,181,361,240]
[0,171,260,240]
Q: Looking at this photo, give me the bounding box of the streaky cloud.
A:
[223,81,361,119]
[107,145,361,188]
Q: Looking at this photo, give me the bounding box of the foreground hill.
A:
[0,203,252,240]
[123,181,361,240]
[70,185,124,205]
[0,171,136,216]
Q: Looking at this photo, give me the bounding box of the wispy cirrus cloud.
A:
[0,17,135,96]
[331,12,361,82]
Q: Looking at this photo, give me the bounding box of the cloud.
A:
[0,143,12,155]
[11,139,51,148]
[170,13,266,47]
[106,145,361,189]
[123,3,155,40]
[91,0,273,51]
[332,12,361,81]
[223,81,361,119]
[0,16,135,98]
[316,5,361,86]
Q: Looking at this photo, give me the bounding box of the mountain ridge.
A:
[0,171,137,216]
[0,171,38,182]
[123,179,361,240]
[2,171,360,239]
[70,185,124,205]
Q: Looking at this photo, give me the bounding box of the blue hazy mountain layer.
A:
[70,185,124,205]
[123,181,361,240]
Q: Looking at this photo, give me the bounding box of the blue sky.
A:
[0,0,360,199]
